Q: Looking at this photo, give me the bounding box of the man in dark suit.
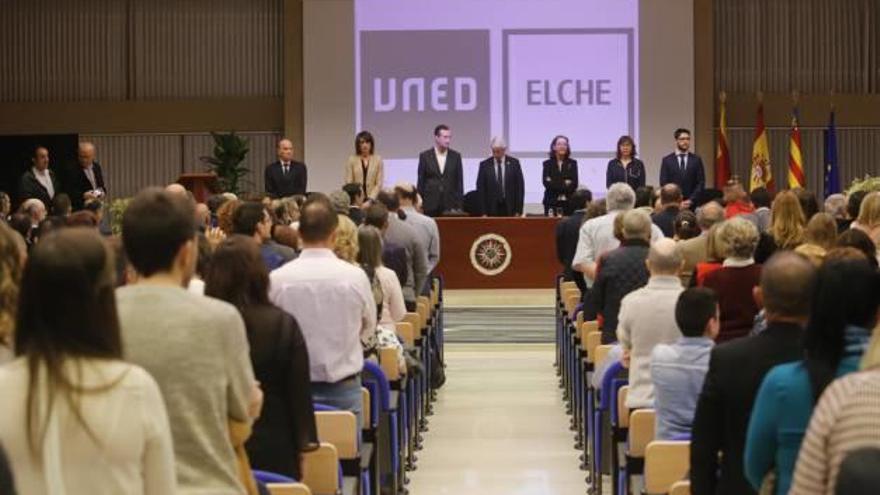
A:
[651,184,683,237]
[659,128,705,208]
[417,124,464,217]
[364,202,408,288]
[65,141,106,211]
[18,146,61,210]
[690,251,816,495]
[475,136,525,217]
[265,138,307,198]
[555,188,592,294]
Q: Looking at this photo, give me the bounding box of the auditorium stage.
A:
[434,217,561,289]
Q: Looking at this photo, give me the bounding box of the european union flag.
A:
[824,110,840,198]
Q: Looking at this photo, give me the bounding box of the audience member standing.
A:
[572,183,663,284]
[376,191,428,310]
[755,190,805,263]
[0,229,176,495]
[690,251,815,495]
[702,217,762,342]
[395,183,441,274]
[265,139,307,198]
[0,222,24,365]
[746,255,879,495]
[18,147,60,211]
[651,288,718,440]
[677,201,725,286]
[232,202,294,271]
[590,209,654,343]
[117,188,260,495]
[205,235,318,481]
[652,184,683,237]
[617,238,684,408]
[269,196,376,427]
[363,203,409,287]
[555,189,592,294]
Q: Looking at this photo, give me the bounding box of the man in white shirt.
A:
[18,146,60,210]
[617,238,684,409]
[269,195,376,426]
[395,182,441,273]
[572,182,664,283]
[416,125,464,216]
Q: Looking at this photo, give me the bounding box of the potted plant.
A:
[200,131,251,195]
[846,175,880,195]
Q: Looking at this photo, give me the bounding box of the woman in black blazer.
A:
[542,135,579,216]
[204,235,318,480]
[605,135,645,191]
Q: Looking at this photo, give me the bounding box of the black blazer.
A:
[605,158,645,190]
[651,205,680,238]
[542,158,578,206]
[417,148,464,216]
[690,321,803,495]
[475,156,525,216]
[17,168,61,209]
[265,161,308,199]
[660,152,705,201]
[555,210,587,293]
[240,304,318,480]
[382,241,409,288]
[64,162,106,210]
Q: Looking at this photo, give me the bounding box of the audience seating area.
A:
[556,277,691,495]
[244,278,445,495]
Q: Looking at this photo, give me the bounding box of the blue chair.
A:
[253,470,297,484]
[363,361,402,495]
[313,403,370,495]
[593,360,626,495]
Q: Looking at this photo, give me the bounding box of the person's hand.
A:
[205,227,226,250]
[248,381,264,419]
[621,348,631,369]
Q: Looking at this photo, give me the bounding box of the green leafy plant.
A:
[108,197,131,236]
[846,175,880,195]
[199,131,251,195]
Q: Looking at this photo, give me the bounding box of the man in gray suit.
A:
[377,190,428,311]
[417,124,464,217]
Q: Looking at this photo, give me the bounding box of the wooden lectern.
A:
[177,173,218,203]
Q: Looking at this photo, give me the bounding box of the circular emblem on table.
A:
[469,233,512,276]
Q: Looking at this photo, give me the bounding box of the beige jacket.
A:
[345,154,384,198]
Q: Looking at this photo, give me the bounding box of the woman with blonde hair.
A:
[333,214,359,263]
[795,212,838,266]
[755,190,806,262]
[0,223,25,364]
[853,191,880,260]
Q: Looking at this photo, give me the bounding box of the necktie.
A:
[496,160,504,197]
[678,155,686,173]
[283,163,289,175]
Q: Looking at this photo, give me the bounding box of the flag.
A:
[824,109,840,198]
[715,92,731,188]
[750,101,774,192]
[788,106,806,188]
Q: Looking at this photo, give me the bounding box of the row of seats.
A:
[236,278,445,495]
[555,278,689,495]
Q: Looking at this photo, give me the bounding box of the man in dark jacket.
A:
[589,209,652,343]
[475,136,525,217]
[64,141,106,211]
[18,146,61,210]
[690,251,816,495]
[651,184,683,237]
[555,188,592,293]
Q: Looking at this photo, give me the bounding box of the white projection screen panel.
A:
[354,0,639,203]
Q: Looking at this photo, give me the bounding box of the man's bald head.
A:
[759,251,816,320]
[660,184,683,206]
[648,238,683,275]
[277,138,294,162]
[697,201,725,230]
[77,141,96,168]
[165,183,187,197]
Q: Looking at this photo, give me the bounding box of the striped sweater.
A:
[789,368,880,494]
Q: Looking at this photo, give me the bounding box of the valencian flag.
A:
[715,92,731,188]
[750,99,774,192]
[824,109,840,198]
[788,104,806,188]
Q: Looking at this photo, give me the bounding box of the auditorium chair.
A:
[668,480,691,495]
[363,358,403,495]
[593,360,627,495]
[644,441,690,495]
[313,406,370,495]
[614,386,630,495]
[267,483,313,495]
[625,409,657,495]
[301,443,342,495]
[228,420,260,495]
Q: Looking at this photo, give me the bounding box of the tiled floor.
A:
[443,289,555,308]
[406,343,587,495]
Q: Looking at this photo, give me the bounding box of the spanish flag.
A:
[750,99,774,192]
[788,106,806,188]
[715,92,731,189]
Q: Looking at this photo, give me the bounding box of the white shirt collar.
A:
[722,257,755,268]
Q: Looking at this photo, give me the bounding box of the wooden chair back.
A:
[617,386,630,428]
[301,443,340,495]
[361,387,371,429]
[267,483,313,495]
[379,347,401,380]
[627,409,657,458]
[580,321,598,343]
[315,411,358,459]
[645,441,690,494]
[396,321,416,347]
[594,344,613,368]
[584,330,602,363]
[669,480,691,495]
[228,420,259,495]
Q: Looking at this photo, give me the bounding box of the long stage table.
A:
[434,217,562,289]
